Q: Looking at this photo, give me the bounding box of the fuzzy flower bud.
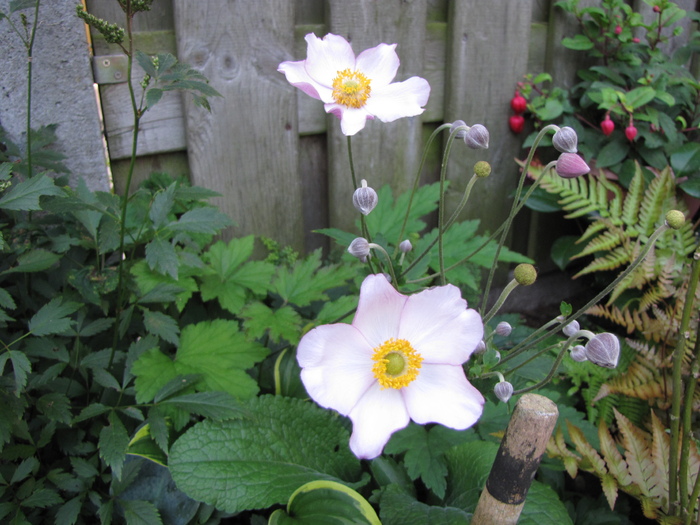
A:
[585,333,620,369]
[348,237,370,261]
[495,321,512,337]
[562,320,580,338]
[450,120,468,140]
[494,381,514,403]
[665,210,685,230]
[570,345,588,362]
[353,180,378,216]
[555,152,590,179]
[513,264,537,286]
[399,239,413,253]
[474,340,487,354]
[552,126,578,154]
[474,161,492,178]
[464,124,490,149]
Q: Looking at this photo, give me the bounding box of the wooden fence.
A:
[4,0,699,255]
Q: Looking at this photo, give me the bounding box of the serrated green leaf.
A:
[169,395,363,514]
[145,88,164,110]
[135,50,157,77]
[145,237,179,280]
[99,412,130,479]
[0,287,15,310]
[0,174,63,211]
[1,350,31,395]
[241,302,302,344]
[167,206,231,234]
[131,260,196,312]
[4,248,60,274]
[444,441,499,511]
[132,320,268,403]
[21,488,63,509]
[11,457,38,484]
[141,308,179,345]
[92,368,122,392]
[153,374,200,403]
[518,481,573,525]
[28,297,79,336]
[119,499,163,525]
[160,391,248,420]
[73,403,111,423]
[36,393,72,423]
[70,456,99,479]
[378,484,471,525]
[127,423,169,466]
[55,496,82,525]
[269,480,380,525]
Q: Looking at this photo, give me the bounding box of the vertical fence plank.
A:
[173,0,303,250]
[326,0,429,234]
[444,0,533,236]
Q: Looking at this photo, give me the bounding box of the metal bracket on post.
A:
[472,394,559,525]
[92,55,128,84]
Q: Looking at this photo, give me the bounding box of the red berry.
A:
[509,114,525,134]
[625,124,638,141]
[510,93,527,114]
[601,116,615,136]
[614,25,622,35]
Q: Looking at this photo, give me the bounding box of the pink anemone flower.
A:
[278,33,430,136]
[296,274,485,459]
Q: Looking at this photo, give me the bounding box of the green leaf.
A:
[169,395,363,514]
[1,350,31,394]
[148,183,175,228]
[36,393,72,423]
[145,88,164,110]
[624,87,655,110]
[241,302,302,344]
[518,481,573,525]
[127,423,169,466]
[167,206,231,234]
[21,488,63,509]
[444,441,499,511]
[160,391,248,420]
[596,140,629,168]
[141,308,179,345]
[135,50,158,77]
[119,499,163,525]
[4,248,60,274]
[28,297,79,336]
[273,250,355,307]
[145,237,179,280]
[73,403,111,423]
[131,260,197,312]
[550,235,581,271]
[269,480,380,525]
[671,142,700,178]
[274,348,306,399]
[132,320,268,403]
[55,497,82,525]
[378,484,471,525]
[562,34,594,50]
[99,412,130,479]
[0,174,63,211]
[11,457,38,484]
[0,287,16,310]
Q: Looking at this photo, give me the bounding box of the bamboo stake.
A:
[472,394,559,525]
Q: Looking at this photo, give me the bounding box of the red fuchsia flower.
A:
[555,152,590,178]
[510,92,527,114]
[509,114,525,134]
[625,124,638,141]
[632,37,641,43]
[614,25,622,35]
[278,33,430,136]
[296,274,484,459]
[601,115,615,136]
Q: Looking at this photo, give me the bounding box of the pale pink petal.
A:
[364,77,430,122]
[403,364,484,428]
[398,285,483,364]
[352,274,407,347]
[297,324,375,415]
[355,43,399,88]
[322,104,371,136]
[277,59,324,100]
[304,33,356,88]
[348,382,410,459]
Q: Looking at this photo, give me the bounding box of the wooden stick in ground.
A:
[472,393,559,525]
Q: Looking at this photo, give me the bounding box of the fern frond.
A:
[621,164,646,228]
[575,246,633,277]
[649,411,670,503]
[593,360,672,407]
[578,220,610,243]
[568,421,607,477]
[574,227,626,258]
[638,168,672,237]
[615,409,659,501]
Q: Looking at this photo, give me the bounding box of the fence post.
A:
[471,394,558,525]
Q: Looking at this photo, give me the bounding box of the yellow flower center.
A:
[332,68,372,109]
[371,338,423,389]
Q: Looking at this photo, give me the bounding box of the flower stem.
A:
[483,278,518,324]
[369,243,398,289]
[669,247,700,515]
[25,0,40,177]
[437,130,462,285]
[347,135,359,190]
[512,343,569,395]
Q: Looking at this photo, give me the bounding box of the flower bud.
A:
[665,210,685,230]
[555,152,590,179]
[464,124,489,149]
[509,114,525,134]
[625,124,638,142]
[570,345,588,362]
[601,115,614,136]
[495,321,512,337]
[552,126,578,154]
[562,320,580,337]
[585,333,620,368]
[451,120,468,140]
[399,239,413,253]
[510,92,527,114]
[348,237,370,261]
[353,179,378,216]
[474,340,487,354]
[474,160,491,178]
[513,263,537,286]
[494,381,514,403]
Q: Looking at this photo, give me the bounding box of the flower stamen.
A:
[332,68,371,108]
[371,338,423,389]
